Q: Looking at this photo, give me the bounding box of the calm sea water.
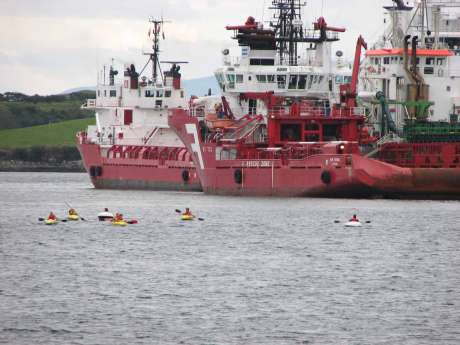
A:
[0,172,459,345]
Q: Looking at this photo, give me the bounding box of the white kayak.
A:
[98,211,114,221]
[344,220,363,227]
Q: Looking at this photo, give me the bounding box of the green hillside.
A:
[0,91,94,130]
[0,118,95,148]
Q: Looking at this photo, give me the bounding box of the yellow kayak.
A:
[181,214,195,221]
[111,220,128,227]
[45,219,58,225]
[67,214,80,221]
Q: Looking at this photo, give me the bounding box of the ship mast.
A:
[270,0,306,66]
[146,18,171,84]
[269,0,343,66]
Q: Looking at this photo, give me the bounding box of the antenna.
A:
[269,0,343,65]
[269,0,308,65]
[143,17,172,84]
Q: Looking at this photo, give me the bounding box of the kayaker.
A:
[48,212,57,221]
[182,208,193,216]
[349,214,359,222]
[68,208,78,216]
[114,213,124,221]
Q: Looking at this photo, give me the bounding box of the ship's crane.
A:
[340,36,367,108]
[313,17,346,42]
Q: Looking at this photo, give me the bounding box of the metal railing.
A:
[269,103,365,118]
[81,99,96,108]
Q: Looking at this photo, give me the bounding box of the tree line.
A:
[0,146,81,163]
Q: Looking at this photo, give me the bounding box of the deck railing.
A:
[269,103,365,118]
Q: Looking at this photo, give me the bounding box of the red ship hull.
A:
[169,111,460,198]
[76,134,201,191]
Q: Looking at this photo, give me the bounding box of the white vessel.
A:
[76,19,200,190]
[360,0,460,134]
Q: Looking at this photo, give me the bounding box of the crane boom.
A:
[340,35,367,108]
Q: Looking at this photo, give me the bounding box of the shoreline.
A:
[0,160,85,173]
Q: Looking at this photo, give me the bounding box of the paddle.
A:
[175,209,204,221]
[65,202,86,221]
[334,219,371,224]
[127,220,138,225]
[38,218,67,223]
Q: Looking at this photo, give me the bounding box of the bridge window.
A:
[109,90,116,97]
[383,57,390,65]
[437,58,445,66]
[156,90,163,98]
[308,75,314,89]
[267,75,275,83]
[256,75,267,83]
[226,74,235,89]
[277,75,286,88]
[236,74,244,83]
[426,57,435,65]
[288,75,298,89]
[165,90,172,98]
[215,73,225,89]
[298,75,307,89]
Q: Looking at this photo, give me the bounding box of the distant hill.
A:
[60,87,95,94]
[183,76,219,97]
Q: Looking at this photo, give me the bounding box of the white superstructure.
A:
[360,0,460,131]
[82,19,187,149]
[198,1,352,119]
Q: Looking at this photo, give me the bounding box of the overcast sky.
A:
[0,0,393,95]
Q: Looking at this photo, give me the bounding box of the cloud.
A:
[0,0,389,94]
